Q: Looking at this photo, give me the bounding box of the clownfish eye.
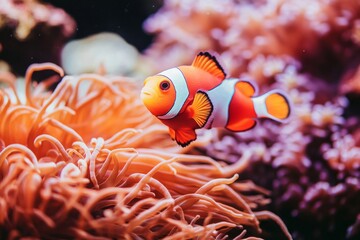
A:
[159,80,170,91]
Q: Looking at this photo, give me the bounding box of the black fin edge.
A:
[197,51,227,79]
[196,90,214,128]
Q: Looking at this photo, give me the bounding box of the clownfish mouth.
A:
[140,90,153,101]
[142,91,151,96]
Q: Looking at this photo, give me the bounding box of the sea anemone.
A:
[0,64,291,239]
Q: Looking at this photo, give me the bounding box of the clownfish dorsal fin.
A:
[191,52,226,80]
[236,80,258,97]
[190,91,213,128]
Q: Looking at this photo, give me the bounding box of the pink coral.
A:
[144,0,360,79]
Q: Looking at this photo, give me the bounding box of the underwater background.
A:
[1,0,360,239]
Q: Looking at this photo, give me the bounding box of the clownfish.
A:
[141,52,291,147]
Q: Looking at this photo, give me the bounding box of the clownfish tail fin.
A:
[252,90,291,122]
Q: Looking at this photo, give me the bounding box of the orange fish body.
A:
[141,52,291,147]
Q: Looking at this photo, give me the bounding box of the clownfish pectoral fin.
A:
[192,52,226,80]
[226,118,257,132]
[190,91,213,128]
[252,90,291,122]
[236,80,258,97]
[174,128,197,147]
[168,127,176,140]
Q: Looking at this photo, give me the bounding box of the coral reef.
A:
[144,0,360,79]
[144,0,360,239]
[0,0,76,74]
[0,64,291,239]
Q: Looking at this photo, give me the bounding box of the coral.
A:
[0,64,291,239]
[201,62,360,239]
[144,0,360,80]
[0,0,76,74]
[341,64,360,95]
[144,0,360,239]
[61,32,143,77]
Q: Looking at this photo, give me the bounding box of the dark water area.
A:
[44,0,163,51]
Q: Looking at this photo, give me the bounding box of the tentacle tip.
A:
[59,70,65,77]
[33,140,42,148]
